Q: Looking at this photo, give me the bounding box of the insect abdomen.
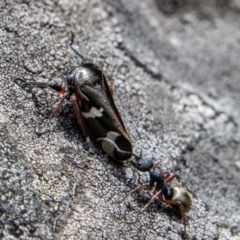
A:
[100,131,132,161]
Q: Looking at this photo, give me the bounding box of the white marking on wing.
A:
[82,107,104,119]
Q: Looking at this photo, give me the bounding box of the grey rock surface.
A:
[0,0,240,239]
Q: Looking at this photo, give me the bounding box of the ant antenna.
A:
[127,125,154,172]
[69,31,86,63]
[134,126,145,159]
[120,108,145,161]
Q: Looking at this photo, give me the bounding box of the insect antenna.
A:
[125,119,154,172]
[69,31,86,63]
[120,105,146,161]
[134,125,145,159]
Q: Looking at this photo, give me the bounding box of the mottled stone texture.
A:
[0,0,240,239]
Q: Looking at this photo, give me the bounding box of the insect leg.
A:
[15,77,67,94]
[119,184,153,203]
[143,189,162,211]
[69,94,87,135]
[108,83,113,96]
[15,77,67,117]
[131,184,153,193]
[162,198,188,239]
[50,94,66,118]
[163,172,179,183]
[73,84,84,101]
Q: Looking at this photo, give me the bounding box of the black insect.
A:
[16,32,192,239]
[125,164,192,239]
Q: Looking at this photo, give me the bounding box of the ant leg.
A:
[119,184,153,203]
[162,199,188,239]
[143,190,162,211]
[132,184,153,193]
[163,172,179,183]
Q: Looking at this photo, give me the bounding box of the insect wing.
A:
[79,71,130,141]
